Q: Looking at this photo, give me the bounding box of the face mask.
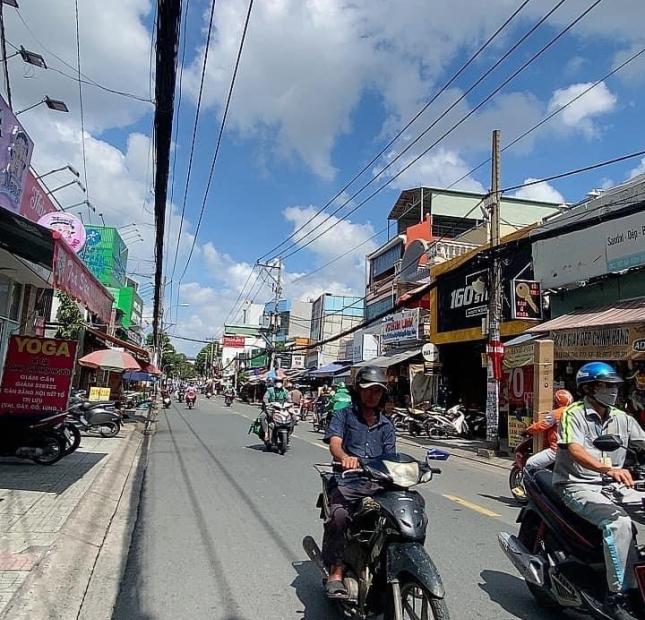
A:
[592,385,619,407]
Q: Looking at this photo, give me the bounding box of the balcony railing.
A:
[427,239,479,263]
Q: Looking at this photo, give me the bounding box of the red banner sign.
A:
[19,170,57,223]
[222,335,245,348]
[0,336,77,413]
[52,235,113,323]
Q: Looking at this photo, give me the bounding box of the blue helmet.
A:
[576,362,623,388]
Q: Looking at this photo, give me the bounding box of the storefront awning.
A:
[85,326,151,362]
[309,362,352,377]
[354,347,422,368]
[0,206,54,269]
[528,298,645,332]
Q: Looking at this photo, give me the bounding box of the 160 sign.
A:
[449,285,488,309]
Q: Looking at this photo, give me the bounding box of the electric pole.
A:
[486,129,502,449]
[0,1,14,110]
[256,258,283,372]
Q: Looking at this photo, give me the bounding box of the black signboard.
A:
[511,279,542,320]
[436,243,533,334]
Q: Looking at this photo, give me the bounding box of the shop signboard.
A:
[38,211,86,253]
[0,336,77,413]
[511,280,542,320]
[0,96,34,214]
[353,332,379,362]
[19,170,57,223]
[501,344,534,449]
[533,210,645,288]
[551,324,645,361]
[79,226,128,288]
[436,244,533,333]
[291,354,305,369]
[422,342,439,363]
[381,309,420,345]
[89,387,111,401]
[223,335,245,348]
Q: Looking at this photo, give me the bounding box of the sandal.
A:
[325,579,349,599]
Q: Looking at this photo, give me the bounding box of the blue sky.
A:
[6,1,645,354]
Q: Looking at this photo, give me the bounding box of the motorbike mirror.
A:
[593,434,623,452]
[426,448,450,462]
[420,471,434,483]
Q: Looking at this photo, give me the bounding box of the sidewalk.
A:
[0,419,149,620]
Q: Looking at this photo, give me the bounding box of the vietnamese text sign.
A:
[605,211,645,271]
[0,96,34,214]
[19,170,57,223]
[52,237,113,323]
[89,387,111,401]
[501,364,534,448]
[381,309,420,344]
[222,335,245,348]
[0,336,77,413]
[551,324,645,361]
[511,280,542,320]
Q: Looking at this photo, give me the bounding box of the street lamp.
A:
[16,96,69,116]
[2,45,46,68]
[36,164,79,181]
[46,178,85,195]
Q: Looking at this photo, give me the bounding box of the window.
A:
[365,296,394,320]
[370,242,403,281]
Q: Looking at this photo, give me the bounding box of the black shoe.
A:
[604,592,638,620]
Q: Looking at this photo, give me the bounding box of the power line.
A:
[502,149,645,193]
[168,0,218,305]
[272,0,571,261]
[257,0,532,262]
[279,0,602,261]
[223,264,258,325]
[74,0,90,221]
[177,0,255,285]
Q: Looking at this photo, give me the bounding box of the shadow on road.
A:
[478,569,572,619]
[291,560,337,620]
[478,493,522,508]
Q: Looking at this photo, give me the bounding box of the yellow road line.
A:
[442,494,501,518]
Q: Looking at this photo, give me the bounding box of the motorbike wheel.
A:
[99,421,120,438]
[385,578,450,620]
[32,433,66,465]
[517,516,560,610]
[63,424,82,455]
[509,466,528,505]
[425,422,447,440]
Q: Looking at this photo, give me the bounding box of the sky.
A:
[6,0,645,355]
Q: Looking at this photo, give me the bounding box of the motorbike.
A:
[206,391,212,399]
[177,389,185,403]
[499,434,645,620]
[509,436,532,505]
[461,407,487,438]
[0,412,69,465]
[312,396,330,432]
[185,393,196,410]
[67,401,122,438]
[425,405,471,440]
[264,402,294,455]
[224,393,233,407]
[303,448,451,619]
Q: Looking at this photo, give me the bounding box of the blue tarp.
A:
[309,362,352,377]
[123,371,158,382]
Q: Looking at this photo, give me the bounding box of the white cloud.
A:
[512,178,565,204]
[548,82,617,137]
[627,157,645,180]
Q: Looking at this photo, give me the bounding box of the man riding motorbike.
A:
[322,366,395,599]
[554,362,645,620]
[260,379,291,448]
[524,388,573,471]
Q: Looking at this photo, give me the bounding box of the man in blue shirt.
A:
[322,366,396,598]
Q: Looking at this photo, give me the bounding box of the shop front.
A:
[527,298,645,427]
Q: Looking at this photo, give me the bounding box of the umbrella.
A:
[78,349,141,373]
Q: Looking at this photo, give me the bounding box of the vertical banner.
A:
[0,96,34,213]
[0,336,77,413]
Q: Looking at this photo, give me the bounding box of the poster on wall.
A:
[502,363,534,448]
[0,96,34,214]
[0,336,77,413]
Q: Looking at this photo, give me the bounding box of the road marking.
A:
[442,494,501,518]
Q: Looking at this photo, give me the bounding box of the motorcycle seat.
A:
[531,470,604,546]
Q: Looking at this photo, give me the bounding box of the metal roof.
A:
[354,347,422,368]
[528,298,645,332]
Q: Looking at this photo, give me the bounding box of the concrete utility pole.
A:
[256,258,283,371]
[486,129,502,449]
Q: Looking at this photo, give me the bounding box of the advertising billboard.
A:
[38,211,86,253]
[80,226,128,288]
[381,309,420,345]
[19,170,57,223]
[0,96,34,214]
[0,336,77,413]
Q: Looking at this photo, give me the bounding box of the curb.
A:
[0,422,150,620]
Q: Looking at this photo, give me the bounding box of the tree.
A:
[56,292,83,339]
[145,333,197,379]
[195,342,219,375]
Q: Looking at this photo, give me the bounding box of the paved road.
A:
[113,397,565,620]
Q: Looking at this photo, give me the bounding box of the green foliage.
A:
[145,332,197,379]
[195,342,219,375]
[56,292,83,339]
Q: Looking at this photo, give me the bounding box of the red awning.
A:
[52,233,113,323]
[85,326,151,362]
[140,362,161,375]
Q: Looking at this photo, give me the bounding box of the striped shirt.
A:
[553,398,645,486]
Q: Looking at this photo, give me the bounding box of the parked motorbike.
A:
[67,401,122,438]
[499,434,645,619]
[303,448,451,619]
[0,412,69,464]
[264,402,294,455]
[461,407,487,438]
[509,436,532,505]
[425,405,471,440]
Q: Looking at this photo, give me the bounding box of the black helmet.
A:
[355,366,388,390]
